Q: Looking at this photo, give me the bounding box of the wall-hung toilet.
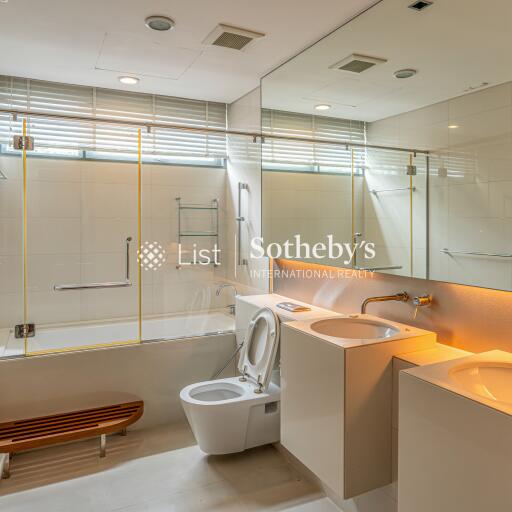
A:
[180,307,281,455]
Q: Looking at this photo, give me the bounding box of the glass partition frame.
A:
[22,123,143,356]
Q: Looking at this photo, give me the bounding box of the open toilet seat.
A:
[179,306,282,454]
[238,307,280,392]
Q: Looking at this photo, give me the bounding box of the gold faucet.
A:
[361,292,409,314]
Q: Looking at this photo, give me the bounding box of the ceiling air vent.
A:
[408,1,433,11]
[330,54,387,73]
[203,24,265,51]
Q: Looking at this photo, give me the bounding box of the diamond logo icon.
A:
[138,241,166,271]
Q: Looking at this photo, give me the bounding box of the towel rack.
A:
[175,197,220,268]
[370,186,416,195]
[441,248,512,258]
[54,237,133,291]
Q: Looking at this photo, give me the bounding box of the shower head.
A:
[0,170,6,180]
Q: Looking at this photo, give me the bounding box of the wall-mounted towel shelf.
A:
[441,248,512,258]
[176,197,220,268]
[179,232,218,237]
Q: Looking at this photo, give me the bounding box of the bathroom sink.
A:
[449,362,512,405]
[310,317,400,340]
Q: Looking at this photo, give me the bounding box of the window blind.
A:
[261,108,366,172]
[0,76,227,159]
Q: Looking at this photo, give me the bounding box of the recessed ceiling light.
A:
[145,15,175,31]
[448,124,459,129]
[394,69,417,79]
[119,76,140,85]
[315,104,331,111]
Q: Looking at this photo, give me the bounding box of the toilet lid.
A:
[238,307,280,391]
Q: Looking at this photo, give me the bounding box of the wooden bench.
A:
[0,400,144,479]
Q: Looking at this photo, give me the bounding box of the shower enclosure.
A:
[354,148,428,277]
[0,77,236,357]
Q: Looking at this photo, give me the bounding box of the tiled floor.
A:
[0,425,339,512]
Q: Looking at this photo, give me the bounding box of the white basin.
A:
[449,362,512,405]
[310,317,400,340]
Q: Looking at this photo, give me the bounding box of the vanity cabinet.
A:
[399,352,512,512]
[280,323,435,500]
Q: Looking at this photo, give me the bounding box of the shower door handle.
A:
[54,237,133,291]
[54,281,132,291]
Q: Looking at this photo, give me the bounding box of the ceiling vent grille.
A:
[408,1,433,11]
[330,54,387,73]
[203,24,265,51]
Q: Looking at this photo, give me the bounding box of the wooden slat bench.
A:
[0,400,144,479]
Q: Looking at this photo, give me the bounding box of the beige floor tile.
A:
[0,424,333,512]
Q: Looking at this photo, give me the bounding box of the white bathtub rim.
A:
[2,307,232,333]
[1,310,235,359]
[1,328,236,361]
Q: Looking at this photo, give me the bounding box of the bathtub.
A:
[0,310,237,428]
[1,310,235,357]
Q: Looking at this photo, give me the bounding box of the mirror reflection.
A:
[261,0,512,290]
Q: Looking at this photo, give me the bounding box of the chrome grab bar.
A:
[54,237,133,291]
[371,186,416,195]
[237,182,249,266]
[441,248,512,258]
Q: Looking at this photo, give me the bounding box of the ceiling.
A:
[262,0,512,121]
[0,0,379,104]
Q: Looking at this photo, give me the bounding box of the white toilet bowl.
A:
[180,307,281,455]
[180,377,280,454]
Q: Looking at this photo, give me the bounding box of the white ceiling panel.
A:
[262,0,512,121]
[96,32,202,80]
[0,0,378,103]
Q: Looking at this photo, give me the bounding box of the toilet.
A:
[180,307,281,455]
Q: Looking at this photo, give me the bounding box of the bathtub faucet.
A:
[216,284,238,315]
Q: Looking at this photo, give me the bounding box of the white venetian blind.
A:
[261,108,366,172]
[0,75,227,159]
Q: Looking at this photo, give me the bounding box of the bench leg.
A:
[1,453,10,479]
[99,434,106,458]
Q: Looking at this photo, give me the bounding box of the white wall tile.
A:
[0,156,231,330]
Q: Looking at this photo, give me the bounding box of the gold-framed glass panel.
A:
[0,113,24,357]
[23,116,142,356]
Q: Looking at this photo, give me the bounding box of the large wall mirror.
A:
[261,0,512,291]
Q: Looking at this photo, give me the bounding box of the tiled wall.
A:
[368,82,512,289]
[224,88,269,294]
[263,171,359,266]
[360,148,427,278]
[0,155,230,330]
